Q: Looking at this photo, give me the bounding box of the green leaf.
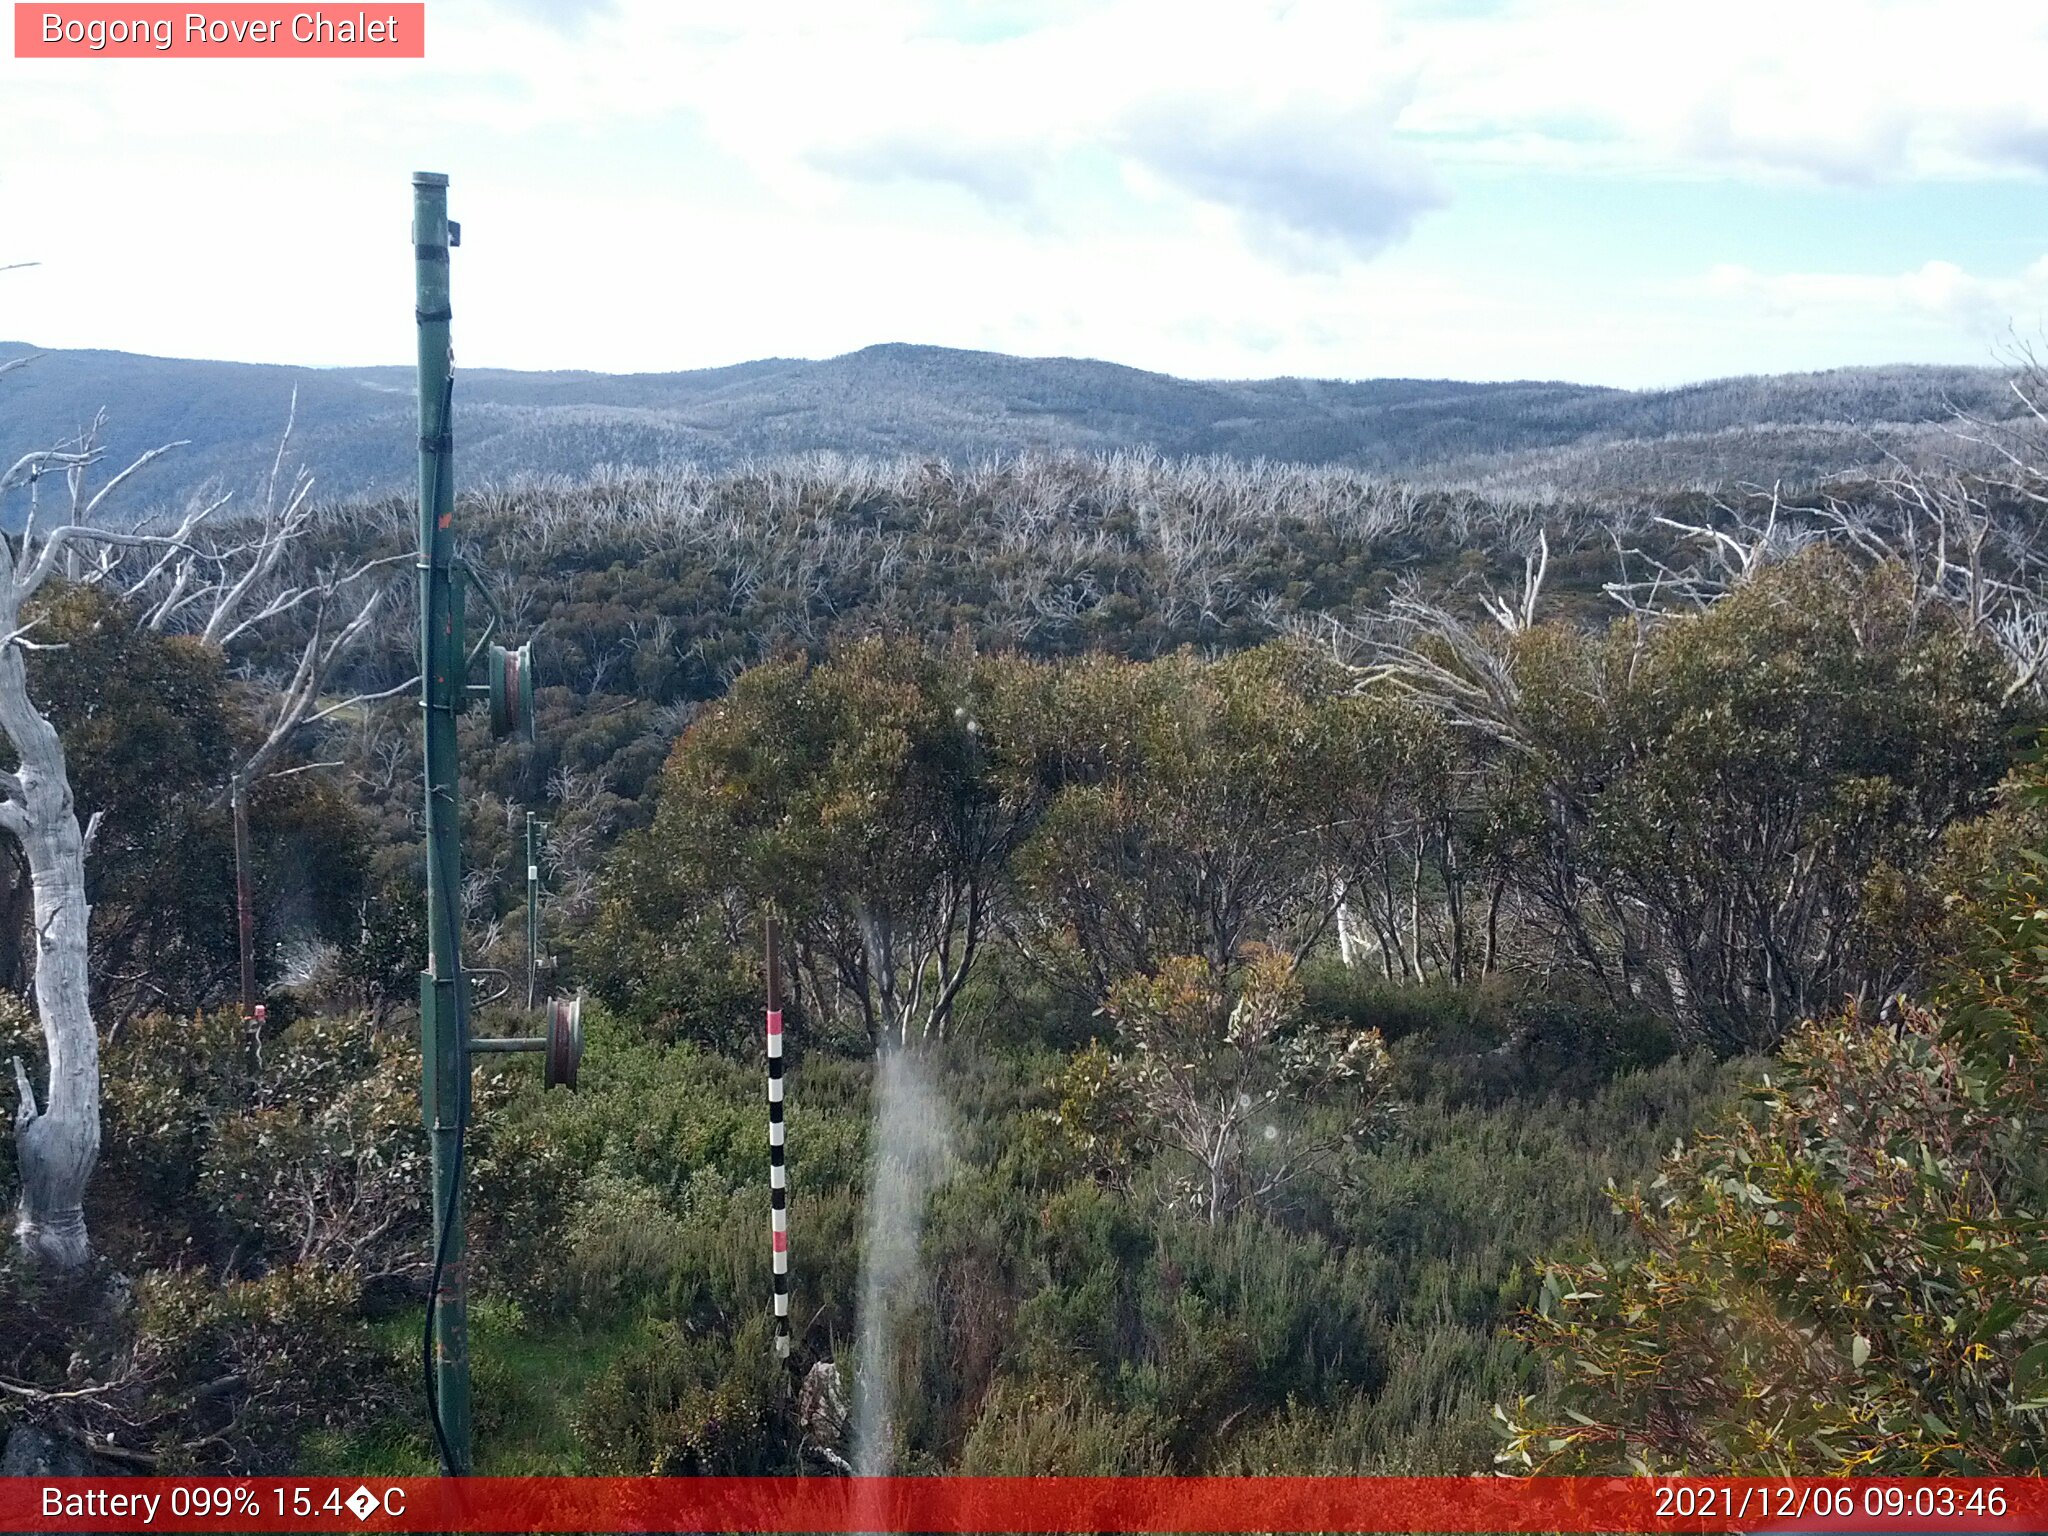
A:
[1974,1297,2023,1342]
[2012,1339,2048,1397]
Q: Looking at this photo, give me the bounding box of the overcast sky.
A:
[5,0,2046,387]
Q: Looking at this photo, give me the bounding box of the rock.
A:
[797,1360,852,1472]
[1,1423,97,1477]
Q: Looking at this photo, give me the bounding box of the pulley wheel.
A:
[489,642,535,742]
[544,992,583,1091]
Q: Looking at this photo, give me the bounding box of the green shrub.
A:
[958,1378,1169,1473]
[1500,752,2048,1474]
[131,1263,396,1470]
[573,1316,788,1473]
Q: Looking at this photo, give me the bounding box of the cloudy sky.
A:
[5,0,2046,386]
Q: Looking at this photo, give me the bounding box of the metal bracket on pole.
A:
[471,993,583,1090]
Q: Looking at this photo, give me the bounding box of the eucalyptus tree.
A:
[593,637,1035,1049]
[1360,541,2019,1053]
[1063,946,1394,1226]
[1001,643,1362,1000]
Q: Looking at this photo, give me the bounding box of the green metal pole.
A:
[525,811,539,1011]
[413,170,471,1476]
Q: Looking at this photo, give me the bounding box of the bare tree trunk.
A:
[1360,865,1399,980]
[1441,827,1467,987]
[0,641,97,1269]
[1206,1120,1228,1229]
[1483,872,1508,977]
[233,782,255,1016]
[1407,837,1424,982]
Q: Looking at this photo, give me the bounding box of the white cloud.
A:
[1692,256,2048,333]
[4,0,2045,383]
[1117,92,1442,267]
[1391,0,2048,182]
[643,0,1442,261]
[11,2,2046,228]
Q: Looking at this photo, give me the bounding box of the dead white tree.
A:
[1,392,409,1265]
[1806,465,2048,701]
[1479,527,1549,634]
[1353,580,1535,752]
[176,400,415,1013]
[0,427,205,1266]
[1609,456,2048,703]
[1601,483,1823,616]
[222,587,412,1014]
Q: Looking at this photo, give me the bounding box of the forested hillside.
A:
[6,371,2048,1477]
[0,340,2021,512]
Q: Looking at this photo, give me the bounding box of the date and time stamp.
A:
[1652,1479,2016,1523]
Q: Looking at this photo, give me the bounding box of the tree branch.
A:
[301,673,421,726]
[82,440,189,523]
[0,449,91,500]
[12,1053,37,1128]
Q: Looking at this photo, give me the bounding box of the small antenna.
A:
[525,811,542,1010]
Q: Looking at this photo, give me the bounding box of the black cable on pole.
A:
[423,1108,464,1474]
[419,369,466,1478]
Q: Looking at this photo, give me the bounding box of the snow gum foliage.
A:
[1059,949,1396,1226]
[1499,750,2048,1474]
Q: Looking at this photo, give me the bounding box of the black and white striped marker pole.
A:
[766,912,790,1360]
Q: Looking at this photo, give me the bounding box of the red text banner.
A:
[14,4,425,57]
[0,1476,2041,1533]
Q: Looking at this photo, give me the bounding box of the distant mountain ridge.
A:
[0,340,2016,510]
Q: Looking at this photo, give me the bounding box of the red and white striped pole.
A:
[766,912,790,1360]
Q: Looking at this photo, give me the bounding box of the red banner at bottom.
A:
[3,1475,2041,1533]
